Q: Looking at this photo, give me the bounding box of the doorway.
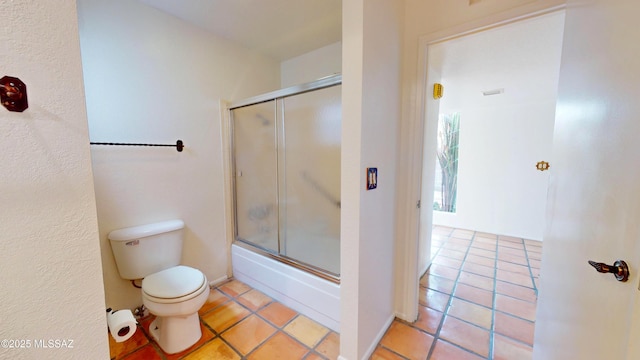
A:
[412,10,564,359]
[422,10,566,259]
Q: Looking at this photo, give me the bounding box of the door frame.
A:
[394,3,566,322]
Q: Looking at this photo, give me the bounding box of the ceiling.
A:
[138,0,342,61]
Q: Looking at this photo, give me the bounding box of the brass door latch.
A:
[536,161,550,171]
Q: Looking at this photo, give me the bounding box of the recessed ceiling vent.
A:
[482,88,504,96]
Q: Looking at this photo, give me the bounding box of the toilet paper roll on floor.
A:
[107,309,137,342]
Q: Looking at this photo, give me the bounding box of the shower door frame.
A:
[228,74,342,284]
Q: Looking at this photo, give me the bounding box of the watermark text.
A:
[1,339,74,349]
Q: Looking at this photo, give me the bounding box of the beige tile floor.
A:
[109,226,540,360]
[109,280,339,360]
[371,226,541,360]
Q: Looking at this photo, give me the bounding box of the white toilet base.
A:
[149,313,202,354]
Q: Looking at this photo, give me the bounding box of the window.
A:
[433,112,460,213]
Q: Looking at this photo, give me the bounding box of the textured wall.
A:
[0,1,109,359]
[77,0,281,311]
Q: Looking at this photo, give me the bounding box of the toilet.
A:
[108,220,210,354]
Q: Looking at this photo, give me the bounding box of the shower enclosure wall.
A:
[230,75,342,281]
[228,76,341,330]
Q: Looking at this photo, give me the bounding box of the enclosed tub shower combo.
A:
[229,75,342,330]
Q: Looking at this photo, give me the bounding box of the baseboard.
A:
[363,314,395,359]
[209,275,229,288]
[337,314,394,360]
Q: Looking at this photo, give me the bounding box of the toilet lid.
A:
[142,265,205,299]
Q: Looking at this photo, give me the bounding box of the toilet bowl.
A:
[142,265,210,354]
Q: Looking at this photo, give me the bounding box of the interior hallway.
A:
[372,226,541,359]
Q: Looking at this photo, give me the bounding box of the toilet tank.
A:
[108,219,184,280]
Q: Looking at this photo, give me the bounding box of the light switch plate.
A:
[366,168,378,190]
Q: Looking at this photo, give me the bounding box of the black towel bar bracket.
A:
[90,139,184,152]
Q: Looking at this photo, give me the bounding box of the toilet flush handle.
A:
[588,260,629,282]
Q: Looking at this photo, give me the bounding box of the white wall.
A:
[340,0,403,359]
[0,1,109,359]
[281,41,342,87]
[77,0,281,311]
[429,12,565,240]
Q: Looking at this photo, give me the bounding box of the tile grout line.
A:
[375,227,536,360]
[190,318,219,356]
[457,242,538,305]
[224,298,318,360]
[214,285,311,360]
[493,236,531,356]
[424,229,459,360]
[426,230,486,360]
[214,285,255,359]
[522,241,540,297]
[486,234,500,360]
[377,342,411,360]
[495,237,538,354]
[423,227,454,278]
[115,281,336,360]
[307,325,337,358]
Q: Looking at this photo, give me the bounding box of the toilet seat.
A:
[142,265,207,304]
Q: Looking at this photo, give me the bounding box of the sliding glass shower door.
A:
[233,100,279,253]
[280,86,341,274]
[231,80,341,277]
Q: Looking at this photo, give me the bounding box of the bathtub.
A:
[231,244,340,331]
